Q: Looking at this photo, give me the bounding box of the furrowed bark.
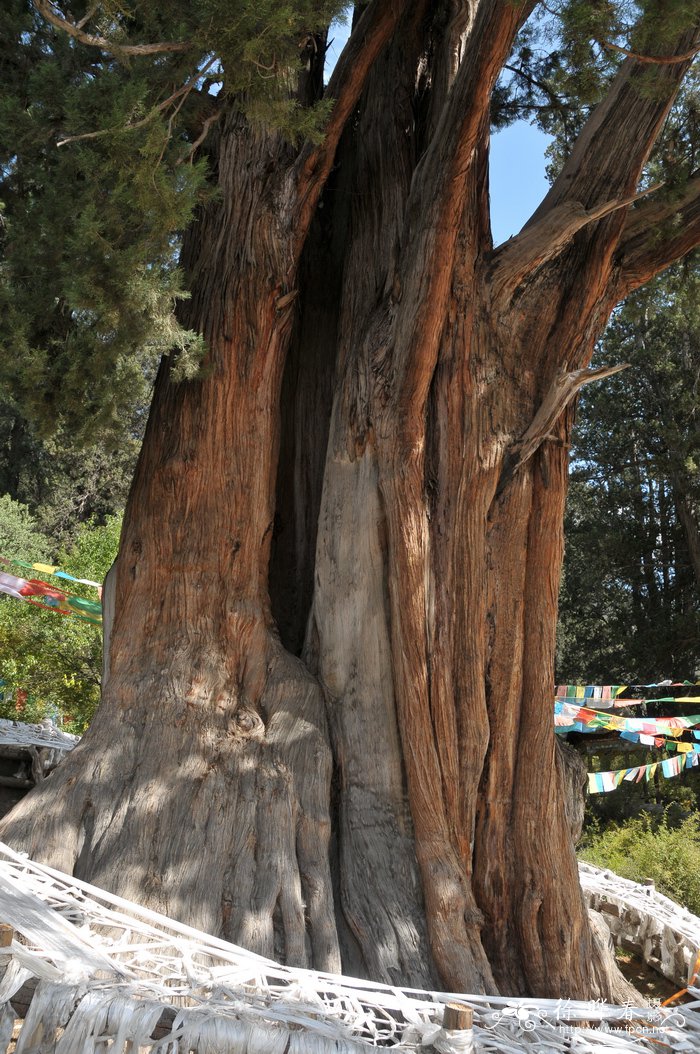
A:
[300,0,535,994]
[556,739,587,845]
[495,363,629,496]
[368,1,535,993]
[387,0,534,433]
[305,0,440,987]
[490,186,661,299]
[292,0,408,254]
[0,9,415,973]
[424,25,700,985]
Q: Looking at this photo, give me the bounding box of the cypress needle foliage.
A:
[495,0,700,156]
[495,3,700,685]
[0,0,346,442]
[1,1,696,456]
[0,494,51,563]
[0,391,143,546]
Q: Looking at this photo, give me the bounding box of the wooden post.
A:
[0,924,13,949]
[442,1002,473,1031]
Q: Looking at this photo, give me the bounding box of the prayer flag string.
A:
[554,702,700,737]
[556,684,635,707]
[0,555,101,589]
[0,568,102,625]
[587,751,699,794]
[555,683,700,705]
[555,695,700,793]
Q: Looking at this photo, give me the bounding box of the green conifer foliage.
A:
[558,262,700,682]
[0,1,344,441]
[0,493,50,562]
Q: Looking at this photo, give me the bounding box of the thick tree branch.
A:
[423,0,477,136]
[182,110,222,162]
[33,0,191,56]
[408,0,536,229]
[601,39,700,65]
[615,173,700,295]
[527,23,700,224]
[495,363,629,497]
[291,0,406,254]
[388,0,536,439]
[490,183,662,300]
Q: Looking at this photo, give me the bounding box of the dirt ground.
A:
[615,949,694,1004]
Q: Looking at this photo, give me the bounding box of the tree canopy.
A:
[2,0,699,442]
[0,0,353,438]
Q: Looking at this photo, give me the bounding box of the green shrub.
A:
[0,511,121,732]
[580,812,700,915]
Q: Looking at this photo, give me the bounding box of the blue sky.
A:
[325,19,552,247]
[490,122,553,244]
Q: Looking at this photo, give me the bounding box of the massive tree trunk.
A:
[0,111,341,969]
[3,0,700,1002]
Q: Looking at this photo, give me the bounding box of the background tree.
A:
[0,494,50,564]
[558,262,700,681]
[2,0,700,1002]
[556,260,700,841]
[0,394,142,546]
